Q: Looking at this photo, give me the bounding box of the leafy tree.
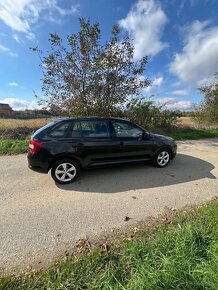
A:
[195,74,218,124]
[33,18,150,116]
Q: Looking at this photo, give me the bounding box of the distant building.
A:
[0,103,13,117]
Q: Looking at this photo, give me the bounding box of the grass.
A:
[1,199,218,290]
[167,128,218,140]
[0,139,29,155]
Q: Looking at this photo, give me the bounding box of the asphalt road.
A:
[0,138,218,276]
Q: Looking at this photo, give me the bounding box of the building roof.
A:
[0,103,12,110]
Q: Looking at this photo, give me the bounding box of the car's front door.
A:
[110,120,154,161]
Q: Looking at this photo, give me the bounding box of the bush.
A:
[126,99,179,132]
[0,127,38,140]
[195,74,218,124]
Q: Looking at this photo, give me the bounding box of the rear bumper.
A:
[27,152,49,173]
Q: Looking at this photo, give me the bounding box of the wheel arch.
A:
[48,155,83,171]
[154,146,173,159]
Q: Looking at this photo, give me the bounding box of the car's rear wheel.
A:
[51,159,80,184]
[154,149,171,168]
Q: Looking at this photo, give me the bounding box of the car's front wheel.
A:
[154,149,171,168]
[51,159,80,184]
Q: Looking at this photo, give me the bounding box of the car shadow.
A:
[56,154,216,193]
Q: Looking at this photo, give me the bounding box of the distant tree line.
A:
[11,109,52,119]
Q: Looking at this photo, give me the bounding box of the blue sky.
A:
[0,0,218,111]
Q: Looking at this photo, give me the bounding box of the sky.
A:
[0,0,218,111]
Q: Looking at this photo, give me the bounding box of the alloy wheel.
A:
[55,162,77,182]
[157,151,170,167]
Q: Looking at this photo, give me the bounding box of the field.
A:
[0,118,51,130]
[1,199,218,289]
[178,116,218,129]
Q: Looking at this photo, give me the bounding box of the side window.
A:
[69,121,82,138]
[49,122,71,138]
[80,120,109,137]
[112,121,143,138]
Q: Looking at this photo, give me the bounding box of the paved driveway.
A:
[0,139,217,275]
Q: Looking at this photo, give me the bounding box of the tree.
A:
[33,18,150,117]
[196,74,218,124]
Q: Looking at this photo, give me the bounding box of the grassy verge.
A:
[167,128,218,140]
[0,139,29,155]
[1,199,218,290]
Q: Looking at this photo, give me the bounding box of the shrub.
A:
[0,127,38,140]
[195,74,218,124]
[126,99,179,132]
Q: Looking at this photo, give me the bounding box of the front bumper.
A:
[171,143,177,159]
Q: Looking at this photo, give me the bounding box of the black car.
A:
[28,117,177,184]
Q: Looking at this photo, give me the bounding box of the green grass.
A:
[167,128,218,140]
[1,199,218,290]
[0,139,29,155]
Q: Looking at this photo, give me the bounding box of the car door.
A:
[68,119,118,167]
[110,120,154,161]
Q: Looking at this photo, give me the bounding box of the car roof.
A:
[54,116,130,122]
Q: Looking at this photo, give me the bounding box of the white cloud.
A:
[169,20,218,87]
[153,76,164,87]
[54,4,79,16]
[171,89,188,95]
[119,0,168,59]
[0,97,41,110]
[8,51,18,57]
[156,97,193,111]
[0,0,79,40]
[8,82,18,86]
[13,33,21,43]
[144,76,164,94]
[0,43,18,56]
[0,43,10,52]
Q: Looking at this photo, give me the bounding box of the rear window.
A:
[48,122,72,138]
[32,121,56,138]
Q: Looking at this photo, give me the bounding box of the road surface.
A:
[0,138,218,275]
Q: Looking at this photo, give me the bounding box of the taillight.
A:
[29,139,42,154]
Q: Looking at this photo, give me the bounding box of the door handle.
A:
[72,142,83,148]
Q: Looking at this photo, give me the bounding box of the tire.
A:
[51,159,80,184]
[153,149,171,168]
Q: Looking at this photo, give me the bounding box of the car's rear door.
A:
[67,119,118,167]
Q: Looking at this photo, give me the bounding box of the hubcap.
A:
[157,151,170,166]
[55,163,76,182]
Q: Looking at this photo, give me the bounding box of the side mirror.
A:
[142,131,149,139]
[138,131,146,141]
